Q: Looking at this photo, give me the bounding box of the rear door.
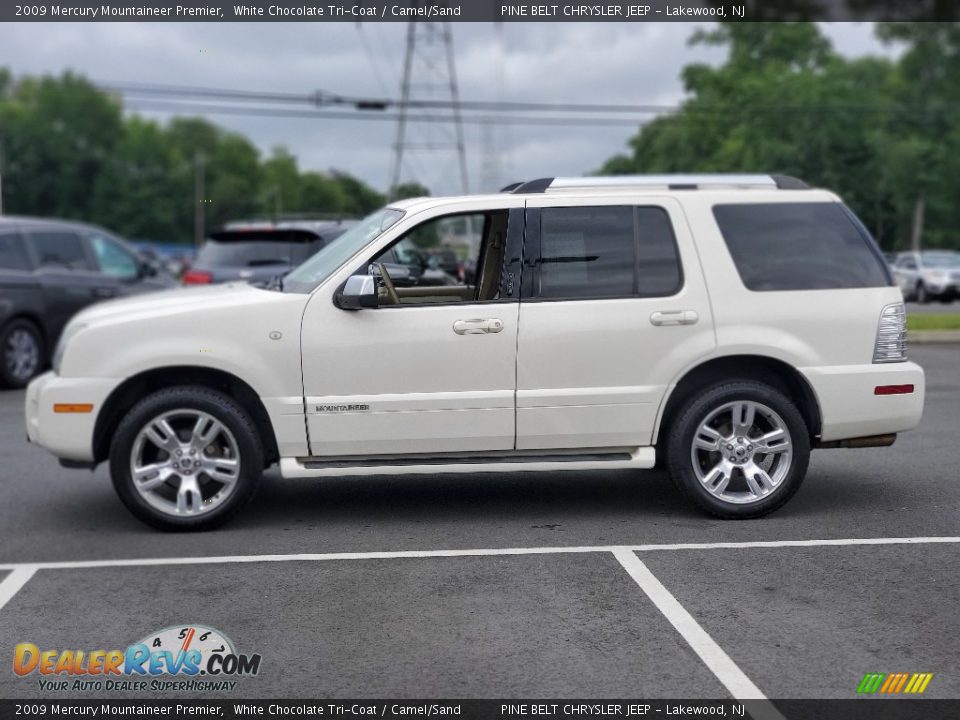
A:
[0,227,44,332]
[516,196,715,450]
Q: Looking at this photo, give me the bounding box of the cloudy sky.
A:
[0,22,891,195]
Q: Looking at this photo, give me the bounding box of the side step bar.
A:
[280,448,656,479]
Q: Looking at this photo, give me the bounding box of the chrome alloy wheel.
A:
[690,400,793,505]
[129,409,241,518]
[5,328,40,382]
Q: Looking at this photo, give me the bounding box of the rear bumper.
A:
[800,361,925,443]
[25,371,121,462]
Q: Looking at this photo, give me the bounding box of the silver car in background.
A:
[892,251,960,303]
[183,218,355,286]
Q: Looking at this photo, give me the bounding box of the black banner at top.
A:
[4,0,960,22]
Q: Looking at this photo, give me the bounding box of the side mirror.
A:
[137,260,158,279]
[337,275,379,310]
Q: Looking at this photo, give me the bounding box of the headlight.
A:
[52,322,86,374]
[923,270,947,282]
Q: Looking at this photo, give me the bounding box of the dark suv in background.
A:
[184,218,355,286]
[0,216,175,388]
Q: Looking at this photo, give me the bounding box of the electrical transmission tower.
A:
[389,20,469,198]
[479,22,506,193]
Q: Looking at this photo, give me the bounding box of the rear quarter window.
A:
[712,202,891,291]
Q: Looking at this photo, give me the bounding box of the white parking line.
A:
[0,537,951,710]
[613,550,786,720]
[0,535,956,572]
[0,566,37,612]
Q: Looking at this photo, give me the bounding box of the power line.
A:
[99,79,960,116]
[123,98,653,126]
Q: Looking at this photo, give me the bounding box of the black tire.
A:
[109,386,264,531]
[0,318,45,389]
[916,283,930,304]
[665,380,810,519]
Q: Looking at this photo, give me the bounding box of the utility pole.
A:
[389,14,469,198]
[193,151,206,246]
[910,196,925,252]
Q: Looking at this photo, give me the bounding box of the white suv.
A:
[25,175,925,530]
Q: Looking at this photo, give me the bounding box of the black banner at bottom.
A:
[2,699,959,720]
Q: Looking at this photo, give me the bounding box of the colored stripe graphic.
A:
[905,673,934,694]
[857,672,933,694]
[857,673,886,693]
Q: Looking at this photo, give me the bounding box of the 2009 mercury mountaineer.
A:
[25,175,925,530]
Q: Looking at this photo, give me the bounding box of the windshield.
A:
[283,207,405,293]
[922,253,960,268]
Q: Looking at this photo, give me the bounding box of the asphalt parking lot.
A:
[0,344,957,704]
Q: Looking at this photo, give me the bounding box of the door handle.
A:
[453,318,504,335]
[650,310,698,326]
[92,287,116,299]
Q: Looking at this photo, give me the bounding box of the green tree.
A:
[0,71,123,220]
[390,181,430,200]
[597,22,955,250]
[90,116,182,241]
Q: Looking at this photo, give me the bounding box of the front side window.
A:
[366,211,508,306]
[88,232,139,279]
[29,231,91,271]
[536,205,682,300]
[713,202,891,291]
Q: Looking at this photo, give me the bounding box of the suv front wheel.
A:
[666,380,810,519]
[110,386,264,531]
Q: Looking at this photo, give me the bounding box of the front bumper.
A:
[25,372,121,462]
[800,361,925,443]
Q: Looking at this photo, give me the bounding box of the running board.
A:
[280,448,655,479]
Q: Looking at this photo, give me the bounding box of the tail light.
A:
[182,270,213,285]
[873,302,908,363]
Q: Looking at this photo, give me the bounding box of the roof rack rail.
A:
[504,174,809,193]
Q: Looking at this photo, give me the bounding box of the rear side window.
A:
[29,231,92,271]
[0,231,31,271]
[713,203,891,291]
[537,206,682,300]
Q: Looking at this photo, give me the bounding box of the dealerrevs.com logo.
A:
[13,624,261,693]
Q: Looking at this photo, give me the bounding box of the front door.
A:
[300,201,524,457]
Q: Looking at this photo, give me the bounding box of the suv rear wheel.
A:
[0,319,44,389]
[666,380,810,519]
[109,386,263,531]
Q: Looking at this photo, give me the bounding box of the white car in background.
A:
[25,175,925,530]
